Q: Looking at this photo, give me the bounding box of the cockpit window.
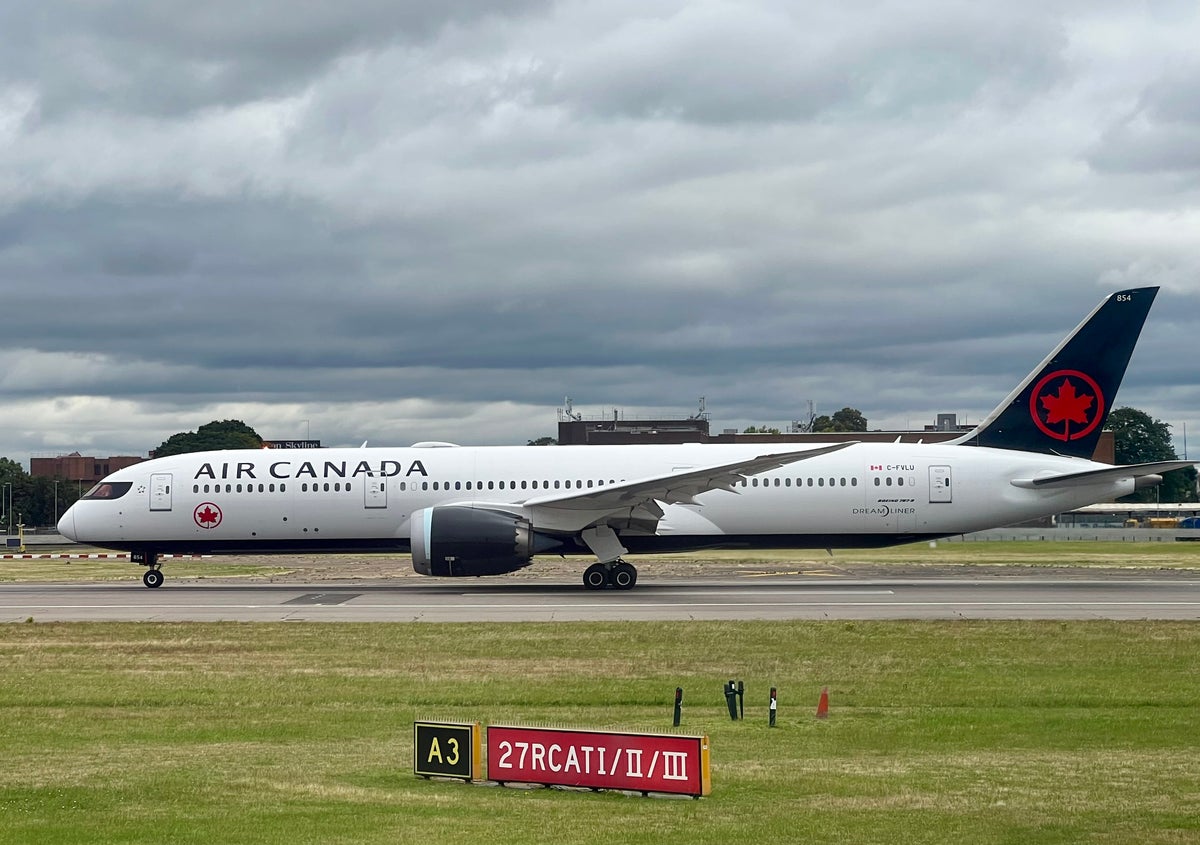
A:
[81,481,133,500]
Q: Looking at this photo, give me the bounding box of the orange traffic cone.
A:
[815,686,829,719]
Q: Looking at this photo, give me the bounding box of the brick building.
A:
[30,453,146,485]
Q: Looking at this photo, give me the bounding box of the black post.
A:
[724,680,738,720]
[673,687,683,727]
[769,686,777,727]
[737,680,745,720]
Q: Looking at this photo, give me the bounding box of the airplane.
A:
[58,286,1195,590]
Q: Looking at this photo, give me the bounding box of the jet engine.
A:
[410,506,562,576]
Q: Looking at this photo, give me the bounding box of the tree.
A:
[153,420,264,457]
[812,408,868,433]
[831,407,868,431]
[743,425,782,435]
[527,437,557,446]
[1107,407,1197,502]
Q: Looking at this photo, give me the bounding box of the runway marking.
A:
[283,593,361,606]
[742,570,845,577]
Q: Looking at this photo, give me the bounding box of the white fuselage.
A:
[58,442,1132,555]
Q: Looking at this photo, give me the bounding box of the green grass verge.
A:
[1,621,1197,844]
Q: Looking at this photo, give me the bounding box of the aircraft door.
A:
[150,473,173,511]
[929,466,952,503]
[364,477,387,509]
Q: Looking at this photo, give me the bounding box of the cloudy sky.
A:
[2,0,1199,463]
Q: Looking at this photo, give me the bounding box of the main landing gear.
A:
[133,551,164,589]
[582,560,638,591]
[579,526,636,590]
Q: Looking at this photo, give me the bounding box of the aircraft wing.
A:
[521,442,858,531]
[1011,460,1197,489]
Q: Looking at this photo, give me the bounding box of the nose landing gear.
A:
[133,551,164,588]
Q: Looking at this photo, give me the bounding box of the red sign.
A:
[487,725,710,797]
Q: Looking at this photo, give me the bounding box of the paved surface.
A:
[4,575,1200,622]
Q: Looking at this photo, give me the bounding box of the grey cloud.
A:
[1,1,551,119]
[533,3,1067,124]
[1089,61,1200,174]
[1,1,1199,461]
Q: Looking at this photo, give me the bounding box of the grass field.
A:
[2,620,1198,844]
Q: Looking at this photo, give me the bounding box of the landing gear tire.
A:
[142,569,164,589]
[610,561,637,590]
[583,563,609,590]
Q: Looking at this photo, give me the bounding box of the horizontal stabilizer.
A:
[1011,460,1196,490]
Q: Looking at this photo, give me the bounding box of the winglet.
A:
[951,287,1158,458]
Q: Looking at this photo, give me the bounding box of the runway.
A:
[3,575,1199,622]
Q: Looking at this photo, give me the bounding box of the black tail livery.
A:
[953,287,1158,459]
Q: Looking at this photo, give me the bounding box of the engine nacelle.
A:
[411,506,557,577]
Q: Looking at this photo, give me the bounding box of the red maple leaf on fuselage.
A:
[1040,378,1094,426]
[197,507,220,525]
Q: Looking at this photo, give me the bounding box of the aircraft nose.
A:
[57,506,78,542]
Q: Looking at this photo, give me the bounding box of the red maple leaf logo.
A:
[1029,370,1105,442]
[1040,378,1094,426]
[193,503,222,529]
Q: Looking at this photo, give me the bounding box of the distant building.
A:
[30,453,146,485]
[558,415,712,445]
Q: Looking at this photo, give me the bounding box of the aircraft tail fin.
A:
[950,287,1158,458]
